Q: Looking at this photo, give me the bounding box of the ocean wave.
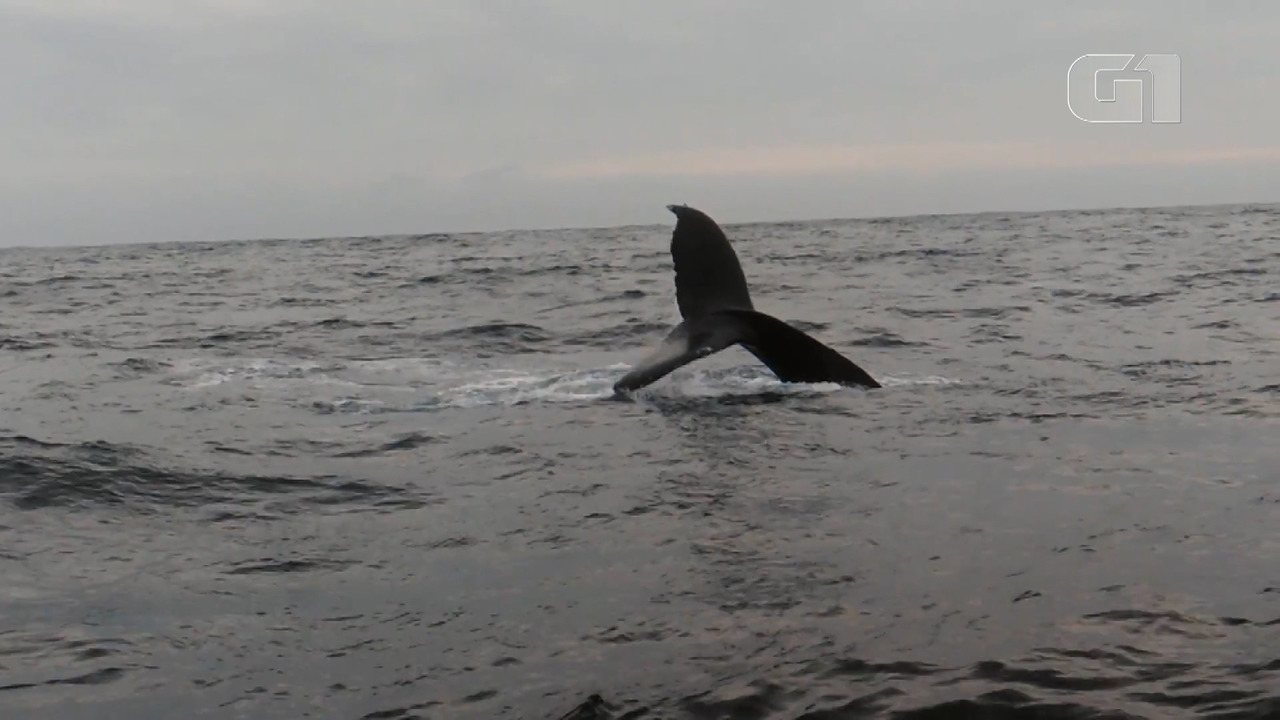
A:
[0,436,427,514]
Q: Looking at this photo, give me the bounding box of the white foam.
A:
[430,365,624,408]
[163,355,961,411]
[170,357,328,389]
[646,366,838,399]
[877,374,963,386]
[344,357,459,379]
[169,356,443,392]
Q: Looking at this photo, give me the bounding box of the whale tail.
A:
[613,308,880,394]
[613,205,880,395]
[667,204,754,319]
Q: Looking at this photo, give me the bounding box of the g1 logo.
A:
[1068,54,1181,124]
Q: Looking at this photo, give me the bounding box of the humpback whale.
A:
[613,205,880,394]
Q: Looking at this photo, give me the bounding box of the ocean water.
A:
[0,204,1277,719]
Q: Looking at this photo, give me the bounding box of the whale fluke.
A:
[614,205,880,394]
[668,204,753,319]
[731,309,881,387]
[613,312,747,393]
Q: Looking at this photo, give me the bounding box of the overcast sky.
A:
[2,1,1278,247]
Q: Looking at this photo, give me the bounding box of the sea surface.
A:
[1,204,1277,719]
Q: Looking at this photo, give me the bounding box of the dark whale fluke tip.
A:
[612,205,881,394]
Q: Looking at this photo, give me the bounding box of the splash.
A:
[163,356,959,411]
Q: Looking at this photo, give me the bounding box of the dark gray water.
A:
[1,204,1277,719]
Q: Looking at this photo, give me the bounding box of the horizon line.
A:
[2,198,1276,252]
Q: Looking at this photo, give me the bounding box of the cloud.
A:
[2,1,1279,245]
[539,143,1280,180]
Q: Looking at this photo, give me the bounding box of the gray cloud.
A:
[2,1,1278,246]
